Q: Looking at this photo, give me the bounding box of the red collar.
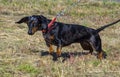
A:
[42,17,56,33]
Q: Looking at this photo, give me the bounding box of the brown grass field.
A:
[0,0,120,77]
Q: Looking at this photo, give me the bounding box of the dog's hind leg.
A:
[80,41,93,55]
[89,35,107,60]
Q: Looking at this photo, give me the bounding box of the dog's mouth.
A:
[28,27,37,35]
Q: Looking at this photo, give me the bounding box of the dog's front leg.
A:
[56,40,62,57]
[49,44,54,54]
[45,42,54,54]
[56,46,62,57]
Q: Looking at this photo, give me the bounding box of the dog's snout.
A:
[28,31,33,35]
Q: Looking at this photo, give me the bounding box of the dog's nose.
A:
[28,31,33,35]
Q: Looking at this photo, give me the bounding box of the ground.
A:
[0,0,120,77]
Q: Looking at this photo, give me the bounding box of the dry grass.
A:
[0,0,120,77]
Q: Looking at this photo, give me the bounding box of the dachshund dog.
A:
[16,15,120,60]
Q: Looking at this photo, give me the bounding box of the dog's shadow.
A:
[39,50,96,62]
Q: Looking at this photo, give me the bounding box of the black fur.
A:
[16,15,120,59]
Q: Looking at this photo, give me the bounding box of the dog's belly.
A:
[51,40,78,47]
[44,37,59,46]
[61,38,80,47]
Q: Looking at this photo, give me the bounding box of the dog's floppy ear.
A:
[39,15,47,24]
[15,16,29,24]
[39,15,47,20]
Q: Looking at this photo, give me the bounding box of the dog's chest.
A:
[43,33,58,45]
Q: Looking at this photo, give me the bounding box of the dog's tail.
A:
[96,19,120,33]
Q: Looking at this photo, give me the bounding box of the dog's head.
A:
[16,15,48,35]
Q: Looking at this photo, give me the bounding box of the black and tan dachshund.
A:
[16,15,120,60]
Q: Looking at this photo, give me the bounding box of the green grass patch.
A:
[92,60,101,67]
[17,64,39,74]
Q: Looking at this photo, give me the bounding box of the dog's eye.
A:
[33,22,38,27]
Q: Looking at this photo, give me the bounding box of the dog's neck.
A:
[41,19,56,33]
